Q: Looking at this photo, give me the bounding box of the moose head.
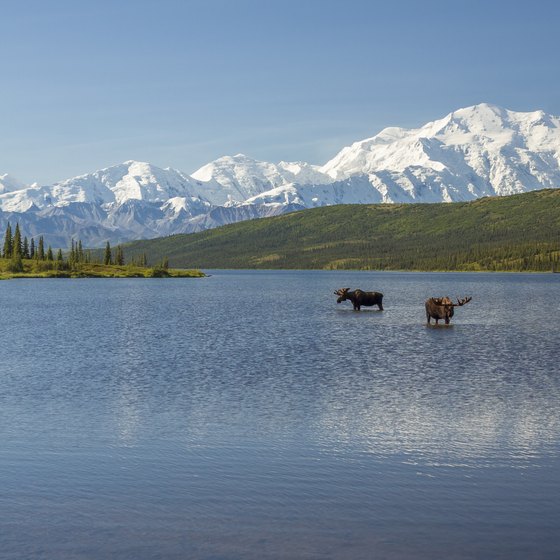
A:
[334,288,350,303]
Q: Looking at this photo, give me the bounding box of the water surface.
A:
[1,271,559,559]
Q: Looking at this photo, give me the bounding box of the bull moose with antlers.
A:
[334,288,384,311]
[425,296,472,325]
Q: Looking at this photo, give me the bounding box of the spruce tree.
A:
[47,245,54,261]
[30,238,35,259]
[115,245,124,266]
[3,222,13,258]
[38,236,45,260]
[23,236,30,259]
[104,241,112,265]
[13,223,22,258]
[56,248,63,262]
[78,240,84,263]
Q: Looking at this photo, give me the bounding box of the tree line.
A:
[1,222,150,272]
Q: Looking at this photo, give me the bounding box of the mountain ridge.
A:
[2,103,560,246]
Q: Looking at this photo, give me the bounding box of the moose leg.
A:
[378,303,383,311]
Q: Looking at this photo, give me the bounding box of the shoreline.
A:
[0,260,205,280]
[1,263,556,279]
[175,267,559,275]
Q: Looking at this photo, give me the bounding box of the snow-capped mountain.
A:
[318,103,560,202]
[0,161,212,212]
[1,103,559,246]
[191,153,331,204]
[197,103,560,207]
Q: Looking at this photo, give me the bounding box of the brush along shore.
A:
[0,258,205,279]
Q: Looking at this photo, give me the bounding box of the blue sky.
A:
[2,0,559,184]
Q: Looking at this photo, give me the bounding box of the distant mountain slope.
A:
[122,189,560,272]
[191,154,330,204]
[317,103,560,202]
[2,103,560,247]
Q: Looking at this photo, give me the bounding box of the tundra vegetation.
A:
[0,223,204,279]
[121,189,560,272]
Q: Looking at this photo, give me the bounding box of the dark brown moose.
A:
[425,296,472,325]
[334,288,384,311]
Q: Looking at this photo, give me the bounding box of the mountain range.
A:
[2,103,560,247]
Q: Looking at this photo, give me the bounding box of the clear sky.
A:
[2,0,559,184]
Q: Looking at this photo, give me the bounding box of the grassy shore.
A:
[0,259,205,280]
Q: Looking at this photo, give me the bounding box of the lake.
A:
[1,271,559,559]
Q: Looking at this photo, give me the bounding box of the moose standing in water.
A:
[425,296,472,325]
[334,288,384,311]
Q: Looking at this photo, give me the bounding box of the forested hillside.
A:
[123,189,560,272]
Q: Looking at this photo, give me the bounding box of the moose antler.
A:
[454,296,472,306]
[334,288,350,295]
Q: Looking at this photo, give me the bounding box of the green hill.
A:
[123,189,560,272]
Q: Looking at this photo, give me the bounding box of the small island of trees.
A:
[0,222,204,279]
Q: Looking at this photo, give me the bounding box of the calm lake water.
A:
[1,271,559,559]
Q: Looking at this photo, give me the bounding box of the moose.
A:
[334,288,384,311]
[425,296,472,325]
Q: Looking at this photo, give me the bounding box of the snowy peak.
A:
[0,160,216,213]
[191,153,330,204]
[0,173,28,194]
[321,103,560,199]
[53,160,204,206]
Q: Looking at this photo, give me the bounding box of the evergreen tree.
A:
[141,252,147,267]
[30,238,35,259]
[56,248,63,262]
[104,241,112,265]
[78,240,84,263]
[115,245,125,266]
[13,223,22,258]
[23,236,30,259]
[3,222,13,258]
[47,245,54,261]
[38,236,45,260]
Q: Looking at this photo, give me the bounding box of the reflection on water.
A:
[1,271,559,559]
